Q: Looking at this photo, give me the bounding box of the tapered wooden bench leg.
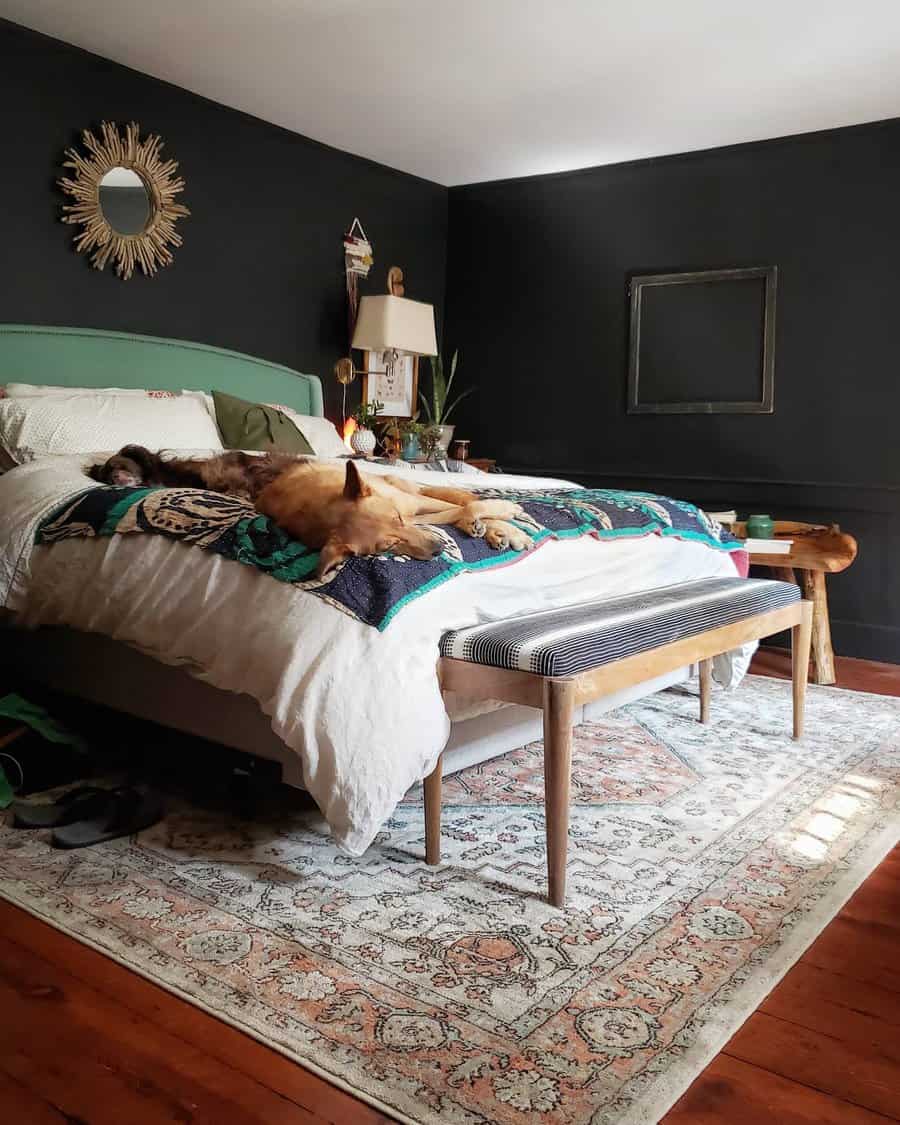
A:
[698,658,712,723]
[792,601,813,740]
[424,753,443,865]
[543,678,576,908]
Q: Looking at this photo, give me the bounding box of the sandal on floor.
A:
[11,785,111,829]
[51,787,164,849]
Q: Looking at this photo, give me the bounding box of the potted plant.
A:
[418,422,444,462]
[350,399,383,456]
[419,349,472,456]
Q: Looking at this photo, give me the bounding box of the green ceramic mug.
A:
[745,514,775,539]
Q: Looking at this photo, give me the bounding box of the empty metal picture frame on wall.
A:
[58,121,189,280]
[627,266,777,414]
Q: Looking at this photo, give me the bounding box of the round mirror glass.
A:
[98,166,150,235]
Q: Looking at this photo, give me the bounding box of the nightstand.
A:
[739,520,858,686]
[468,458,497,473]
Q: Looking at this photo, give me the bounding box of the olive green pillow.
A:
[211,389,314,454]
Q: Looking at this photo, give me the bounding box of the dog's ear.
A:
[316,536,351,579]
[343,460,372,501]
[87,462,105,482]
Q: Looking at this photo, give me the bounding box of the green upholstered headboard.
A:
[0,324,324,417]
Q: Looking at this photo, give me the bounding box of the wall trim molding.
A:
[507,467,900,516]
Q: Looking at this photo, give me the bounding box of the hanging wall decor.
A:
[59,121,190,280]
[343,217,373,347]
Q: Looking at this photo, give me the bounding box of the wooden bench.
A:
[427,577,812,908]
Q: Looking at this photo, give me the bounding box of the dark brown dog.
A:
[88,445,298,499]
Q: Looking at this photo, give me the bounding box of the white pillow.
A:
[265,404,348,457]
[4,383,164,397]
[5,382,214,414]
[0,394,223,466]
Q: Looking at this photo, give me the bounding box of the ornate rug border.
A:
[614,813,899,1124]
[0,879,422,1125]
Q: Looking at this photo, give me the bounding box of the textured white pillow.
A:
[4,383,165,397]
[5,383,214,415]
[0,394,223,466]
[265,405,348,457]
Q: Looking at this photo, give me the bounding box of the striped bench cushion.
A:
[439,577,801,677]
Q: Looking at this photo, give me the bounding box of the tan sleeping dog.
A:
[256,460,536,577]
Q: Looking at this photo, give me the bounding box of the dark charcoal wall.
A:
[446,122,900,663]
[0,19,447,420]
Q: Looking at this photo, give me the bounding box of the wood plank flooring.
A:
[1,649,898,1124]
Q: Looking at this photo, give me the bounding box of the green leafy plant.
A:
[418,422,444,460]
[352,399,383,430]
[398,416,424,438]
[419,350,472,426]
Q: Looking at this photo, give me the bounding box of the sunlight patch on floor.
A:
[787,775,879,862]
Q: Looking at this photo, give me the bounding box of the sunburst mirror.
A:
[58,121,190,280]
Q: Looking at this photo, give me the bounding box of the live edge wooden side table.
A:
[737,521,858,686]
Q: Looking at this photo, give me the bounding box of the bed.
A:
[0,324,749,854]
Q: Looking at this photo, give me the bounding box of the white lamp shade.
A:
[351,295,437,356]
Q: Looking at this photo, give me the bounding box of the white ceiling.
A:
[5,0,900,186]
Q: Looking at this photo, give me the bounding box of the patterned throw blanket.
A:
[36,485,742,629]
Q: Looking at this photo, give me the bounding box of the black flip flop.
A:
[12,785,111,829]
[51,787,165,849]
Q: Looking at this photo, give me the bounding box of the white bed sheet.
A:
[0,455,746,854]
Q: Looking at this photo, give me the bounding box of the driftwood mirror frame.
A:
[58,121,190,280]
[627,265,777,415]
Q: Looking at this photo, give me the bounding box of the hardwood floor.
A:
[751,645,900,697]
[1,650,898,1124]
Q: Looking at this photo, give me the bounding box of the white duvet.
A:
[0,455,746,854]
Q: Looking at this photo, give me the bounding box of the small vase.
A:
[401,434,420,460]
[745,514,774,539]
[350,427,376,456]
[436,424,455,456]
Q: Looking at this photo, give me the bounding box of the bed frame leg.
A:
[543,679,576,908]
[424,753,443,865]
[792,601,813,739]
[699,658,712,724]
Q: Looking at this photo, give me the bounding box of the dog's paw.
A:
[458,514,486,538]
[484,521,509,550]
[484,519,534,551]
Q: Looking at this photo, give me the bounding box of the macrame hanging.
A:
[343,217,373,348]
[338,218,374,422]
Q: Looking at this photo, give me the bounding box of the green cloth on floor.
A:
[0,694,88,753]
[0,766,13,809]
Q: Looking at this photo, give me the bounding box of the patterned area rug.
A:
[1,676,898,1124]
